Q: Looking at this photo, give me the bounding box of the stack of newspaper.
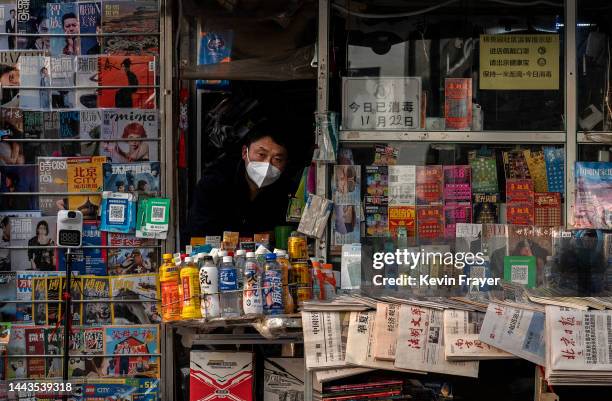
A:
[544,306,612,385]
[301,295,376,312]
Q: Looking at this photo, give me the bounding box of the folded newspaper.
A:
[479,302,546,366]
[545,306,612,385]
[302,311,349,370]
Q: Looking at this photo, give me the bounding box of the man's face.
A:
[242,136,288,172]
[63,17,78,34]
[10,10,15,18]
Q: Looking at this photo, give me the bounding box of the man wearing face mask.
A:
[186,126,292,239]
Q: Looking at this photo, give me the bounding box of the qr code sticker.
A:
[108,204,125,223]
[151,205,166,223]
[511,265,529,284]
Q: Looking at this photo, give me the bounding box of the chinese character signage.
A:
[479,34,560,90]
[342,77,421,130]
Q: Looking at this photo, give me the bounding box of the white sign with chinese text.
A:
[342,77,421,130]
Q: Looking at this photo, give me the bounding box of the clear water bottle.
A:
[216,250,228,267]
[199,255,220,318]
[219,256,242,318]
[263,253,284,315]
[243,252,263,315]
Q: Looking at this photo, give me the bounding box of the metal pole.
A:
[62,248,72,401]
[565,0,577,228]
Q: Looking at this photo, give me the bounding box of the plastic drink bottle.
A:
[275,250,295,313]
[235,249,246,306]
[179,256,201,319]
[321,263,337,300]
[216,250,228,266]
[160,253,181,321]
[255,247,267,266]
[219,256,241,317]
[199,255,220,318]
[263,253,284,315]
[242,252,263,315]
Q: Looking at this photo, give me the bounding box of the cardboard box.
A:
[190,351,253,401]
[263,358,304,401]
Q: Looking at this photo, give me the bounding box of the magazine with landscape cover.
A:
[574,162,612,229]
[98,55,155,109]
[101,0,159,56]
[101,109,158,162]
[9,216,57,271]
[103,161,160,194]
[110,273,160,324]
[76,55,99,108]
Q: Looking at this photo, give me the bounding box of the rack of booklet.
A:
[301,290,612,390]
[0,0,165,399]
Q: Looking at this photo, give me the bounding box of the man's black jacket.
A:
[186,156,292,239]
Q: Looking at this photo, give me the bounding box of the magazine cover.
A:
[101,109,159,162]
[0,3,13,50]
[416,165,443,205]
[388,165,416,205]
[0,271,16,321]
[15,0,48,50]
[102,325,160,378]
[67,156,106,220]
[0,51,44,107]
[79,1,101,55]
[102,0,159,55]
[444,78,472,130]
[82,275,111,325]
[332,165,361,205]
[507,225,553,287]
[32,276,46,324]
[16,270,63,323]
[503,150,531,179]
[69,327,85,377]
[37,157,67,216]
[0,108,23,156]
[7,325,26,379]
[365,165,387,197]
[373,144,398,166]
[103,161,161,194]
[24,326,45,379]
[443,165,471,202]
[80,109,102,156]
[76,55,99,108]
[416,205,444,244]
[46,276,61,325]
[574,162,612,229]
[61,275,83,326]
[263,358,305,401]
[110,273,161,324]
[18,55,50,109]
[472,193,499,224]
[523,149,547,193]
[59,110,80,156]
[98,55,155,109]
[21,110,43,163]
[83,327,105,377]
[49,56,76,108]
[42,110,61,157]
[10,216,57,271]
[482,224,509,279]
[455,223,482,254]
[0,164,38,211]
[44,327,63,379]
[105,232,158,275]
[332,204,360,247]
[82,378,160,400]
[58,221,106,276]
[47,2,80,57]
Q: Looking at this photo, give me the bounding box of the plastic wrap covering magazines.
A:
[297,194,334,239]
[313,111,338,163]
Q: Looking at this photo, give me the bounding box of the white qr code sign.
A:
[511,265,529,284]
[109,204,125,223]
[151,205,166,223]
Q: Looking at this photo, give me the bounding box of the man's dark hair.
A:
[121,58,131,68]
[62,13,77,24]
[244,121,289,155]
[0,216,9,228]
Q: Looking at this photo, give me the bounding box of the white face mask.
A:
[246,149,282,188]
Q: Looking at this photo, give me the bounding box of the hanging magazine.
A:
[574,162,612,229]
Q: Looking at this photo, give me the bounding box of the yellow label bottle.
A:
[180,256,202,319]
[160,253,181,321]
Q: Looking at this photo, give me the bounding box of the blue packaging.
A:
[263,269,284,314]
[219,267,238,291]
[197,30,234,89]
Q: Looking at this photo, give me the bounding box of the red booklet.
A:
[534,192,562,227]
[445,78,472,130]
[417,205,444,243]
